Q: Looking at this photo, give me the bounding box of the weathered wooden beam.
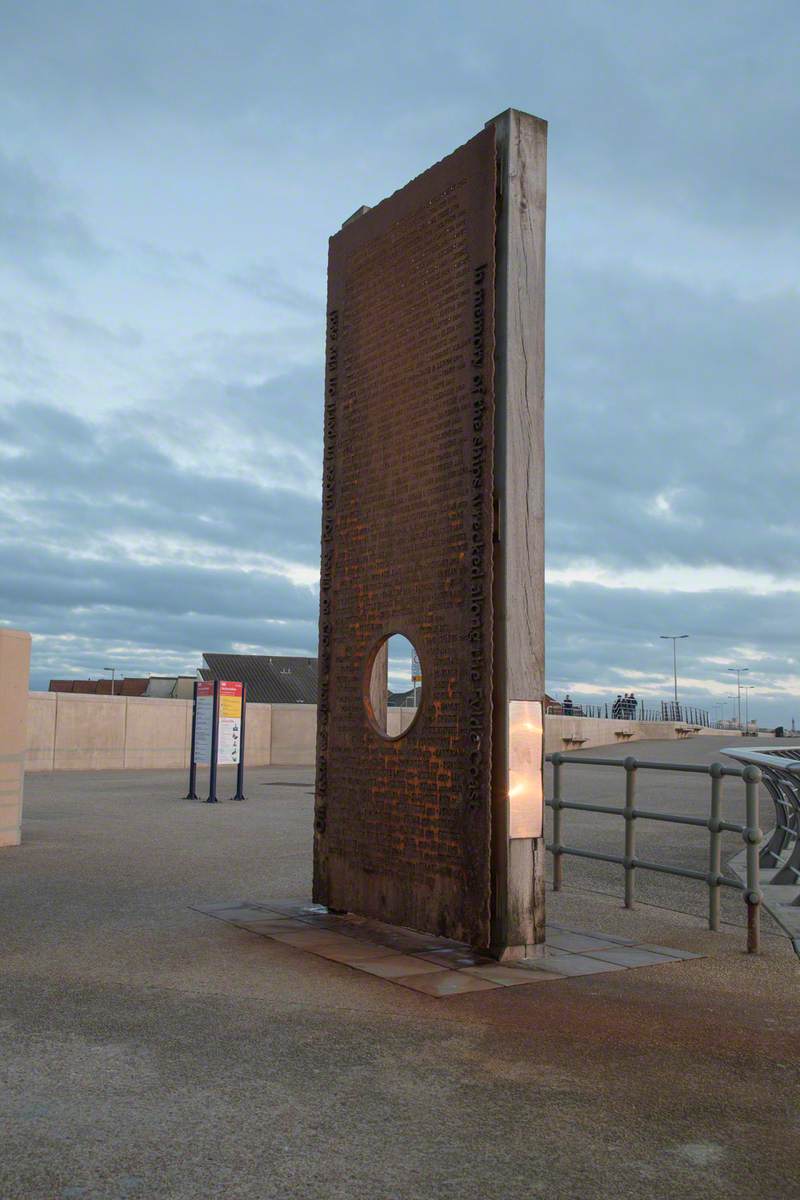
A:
[488,109,547,958]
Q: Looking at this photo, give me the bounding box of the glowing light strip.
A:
[508,700,544,839]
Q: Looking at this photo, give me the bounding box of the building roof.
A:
[119,678,150,696]
[139,676,197,699]
[48,677,196,698]
[48,678,148,696]
[201,654,318,705]
[144,677,179,699]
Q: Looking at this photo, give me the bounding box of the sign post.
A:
[184,680,199,799]
[187,677,245,804]
[411,649,422,708]
[191,679,216,801]
[229,682,247,801]
[206,679,221,803]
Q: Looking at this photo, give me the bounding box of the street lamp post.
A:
[725,695,737,728]
[102,666,118,696]
[742,685,755,732]
[727,667,749,730]
[660,634,689,717]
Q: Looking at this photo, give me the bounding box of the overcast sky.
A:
[1,0,798,726]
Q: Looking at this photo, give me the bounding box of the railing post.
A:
[743,765,762,954]
[623,756,637,908]
[708,764,723,931]
[552,753,563,891]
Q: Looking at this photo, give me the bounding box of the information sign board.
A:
[217,681,243,765]
[193,681,215,765]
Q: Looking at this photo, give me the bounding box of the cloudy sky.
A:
[1,0,797,725]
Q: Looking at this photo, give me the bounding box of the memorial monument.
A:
[313,109,546,960]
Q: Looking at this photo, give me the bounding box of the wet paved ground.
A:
[193,898,704,995]
[2,739,799,1199]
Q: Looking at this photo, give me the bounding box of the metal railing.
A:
[545,701,711,725]
[546,752,763,953]
[722,746,800,892]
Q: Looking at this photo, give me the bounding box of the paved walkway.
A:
[2,740,799,1199]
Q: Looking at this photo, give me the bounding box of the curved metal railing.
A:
[723,746,800,891]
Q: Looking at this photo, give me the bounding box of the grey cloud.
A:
[537,3,799,233]
[0,329,51,391]
[0,397,322,563]
[228,265,324,314]
[546,582,799,723]
[162,366,324,482]
[45,310,143,349]
[546,262,800,574]
[0,151,103,277]
[0,394,322,685]
[3,1,797,239]
[548,582,800,658]
[0,542,318,624]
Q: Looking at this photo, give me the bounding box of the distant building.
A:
[48,676,196,698]
[49,677,148,696]
[200,653,318,705]
[145,676,196,700]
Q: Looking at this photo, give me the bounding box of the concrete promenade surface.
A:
[2,739,799,1200]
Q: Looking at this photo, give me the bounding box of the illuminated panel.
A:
[508,700,543,839]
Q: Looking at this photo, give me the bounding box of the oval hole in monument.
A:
[366,633,422,739]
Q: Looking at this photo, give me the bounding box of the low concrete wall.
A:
[544,716,739,753]
[124,697,192,770]
[388,711,733,754]
[244,702,272,768]
[25,693,738,773]
[26,691,57,772]
[1,630,31,846]
[25,693,315,772]
[52,693,127,771]
[386,708,417,738]
[270,704,317,765]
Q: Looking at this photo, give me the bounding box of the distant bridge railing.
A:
[546,752,763,952]
[546,701,711,725]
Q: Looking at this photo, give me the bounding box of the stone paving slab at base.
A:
[191,901,703,998]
